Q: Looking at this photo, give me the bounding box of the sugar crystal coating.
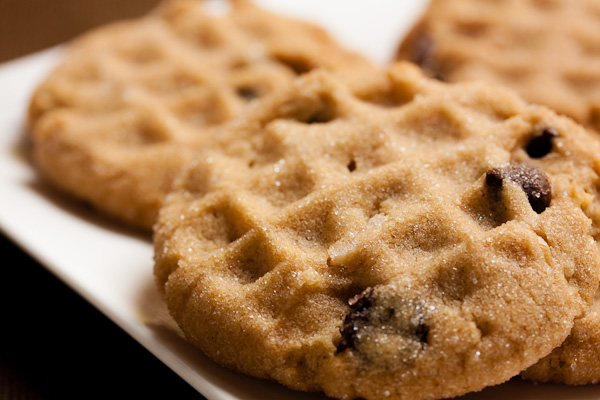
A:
[26,0,376,231]
[397,0,600,133]
[154,62,600,399]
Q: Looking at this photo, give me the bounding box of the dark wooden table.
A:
[0,1,205,398]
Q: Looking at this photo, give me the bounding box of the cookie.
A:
[396,0,600,384]
[396,0,600,133]
[26,0,377,231]
[153,62,600,400]
[521,291,600,385]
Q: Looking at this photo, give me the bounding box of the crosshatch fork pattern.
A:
[397,0,600,385]
[397,0,600,132]
[154,62,600,400]
[26,0,376,231]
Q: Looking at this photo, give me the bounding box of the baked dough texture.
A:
[397,0,600,133]
[396,0,600,385]
[521,291,600,384]
[153,62,600,400]
[27,0,376,231]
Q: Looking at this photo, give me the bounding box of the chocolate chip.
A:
[526,127,558,158]
[485,168,504,188]
[414,321,429,345]
[337,287,430,355]
[337,287,375,353]
[347,159,357,172]
[485,162,551,213]
[236,86,259,101]
[411,31,443,80]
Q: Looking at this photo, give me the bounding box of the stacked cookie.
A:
[397,0,600,134]
[396,0,600,386]
[27,0,376,231]
[154,62,600,399]
[27,0,600,399]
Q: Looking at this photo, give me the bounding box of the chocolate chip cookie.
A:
[396,0,600,384]
[396,0,600,133]
[27,0,376,231]
[153,62,600,400]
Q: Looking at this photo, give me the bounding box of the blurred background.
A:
[0,0,161,62]
[0,0,204,399]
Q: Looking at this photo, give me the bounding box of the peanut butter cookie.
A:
[154,62,600,399]
[27,0,376,231]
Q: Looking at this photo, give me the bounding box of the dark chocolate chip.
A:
[485,168,504,188]
[414,321,430,345]
[526,127,558,158]
[347,159,357,172]
[236,86,259,101]
[337,287,430,355]
[509,163,552,213]
[411,31,443,81]
[337,287,375,353]
[485,162,551,213]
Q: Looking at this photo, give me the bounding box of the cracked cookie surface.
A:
[26,0,376,231]
[153,62,600,400]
